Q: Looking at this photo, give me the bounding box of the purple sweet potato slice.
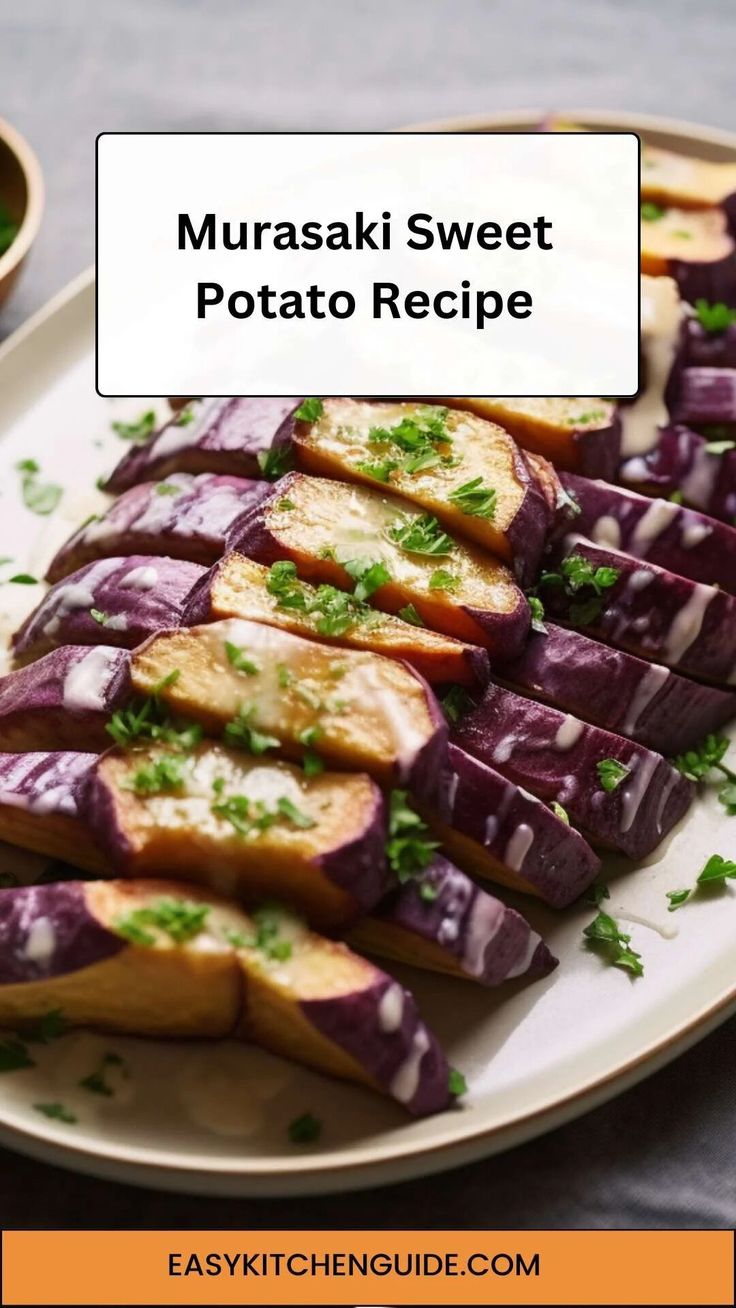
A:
[130,618,448,804]
[0,878,243,1036]
[183,553,489,688]
[639,144,736,212]
[230,472,530,655]
[497,622,736,756]
[0,751,105,872]
[236,910,453,1115]
[0,645,130,752]
[619,423,736,524]
[671,366,736,428]
[349,854,558,985]
[291,398,553,583]
[105,398,300,493]
[46,474,271,583]
[681,315,736,369]
[427,742,600,907]
[441,397,621,480]
[453,685,693,859]
[0,879,454,1115]
[544,535,736,685]
[640,207,736,306]
[88,742,389,930]
[12,556,206,665]
[558,471,736,595]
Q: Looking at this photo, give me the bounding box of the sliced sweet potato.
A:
[13,556,205,665]
[0,645,131,752]
[453,685,694,859]
[230,472,530,655]
[672,366,736,428]
[105,398,300,493]
[0,751,105,872]
[350,854,557,984]
[543,534,736,685]
[130,618,447,802]
[498,622,736,756]
[0,879,454,1116]
[618,423,736,524]
[183,553,489,688]
[559,471,736,595]
[640,144,736,211]
[290,398,552,583]
[235,909,453,1116]
[429,742,600,906]
[640,205,734,276]
[682,316,736,369]
[442,397,621,479]
[46,474,271,583]
[89,742,388,930]
[0,879,243,1036]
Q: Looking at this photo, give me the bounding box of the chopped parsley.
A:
[550,801,569,824]
[125,753,188,796]
[440,684,475,725]
[79,1052,126,1097]
[667,853,736,912]
[288,1111,322,1143]
[583,910,643,977]
[266,560,375,636]
[385,790,439,882]
[447,476,497,519]
[448,1066,468,1096]
[704,439,736,455]
[115,896,210,947]
[694,299,736,335]
[429,568,460,592]
[276,796,317,829]
[293,397,324,423]
[355,456,399,482]
[8,573,37,585]
[155,481,181,496]
[0,203,19,255]
[223,706,280,755]
[540,553,620,627]
[528,595,546,633]
[277,497,296,511]
[175,406,196,426]
[585,882,610,907]
[16,459,62,516]
[112,410,157,442]
[388,512,454,557]
[22,1010,66,1044]
[90,608,109,625]
[106,671,203,753]
[33,1101,77,1124]
[398,603,425,626]
[343,557,391,601]
[224,641,261,676]
[0,1037,34,1073]
[302,751,324,777]
[669,489,684,505]
[596,758,630,792]
[356,407,455,483]
[641,201,666,222]
[257,444,293,479]
[250,903,295,961]
[212,788,315,838]
[671,733,736,815]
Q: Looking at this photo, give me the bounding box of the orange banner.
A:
[2,1229,734,1306]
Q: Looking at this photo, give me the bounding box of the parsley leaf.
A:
[7,573,37,585]
[667,853,736,911]
[429,568,460,592]
[540,553,620,627]
[343,557,391,602]
[224,641,261,676]
[694,299,736,335]
[596,758,630,792]
[550,800,569,823]
[447,476,497,519]
[112,410,157,442]
[440,684,475,725]
[385,790,439,882]
[583,911,644,976]
[0,1037,34,1073]
[223,706,280,755]
[641,201,666,221]
[33,1101,77,1124]
[257,445,293,479]
[671,733,736,816]
[528,595,546,633]
[90,608,109,626]
[388,512,454,557]
[124,753,188,796]
[79,1052,126,1097]
[398,603,425,626]
[115,897,210,946]
[16,461,62,516]
[288,1111,322,1143]
[293,398,324,423]
[448,1066,468,1096]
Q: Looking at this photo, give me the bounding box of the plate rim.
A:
[1,109,736,1195]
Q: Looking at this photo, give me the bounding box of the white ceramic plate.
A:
[0,113,735,1196]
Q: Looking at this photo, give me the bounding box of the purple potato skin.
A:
[497,622,736,756]
[105,398,301,493]
[441,742,600,906]
[46,474,273,583]
[376,854,558,983]
[557,472,736,595]
[453,687,694,860]
[230,477,531,662]
[0,646,130,752]
[302,974,453,1116]
[13,556,206,663]
[85,756,392,923]
[545,535,736,684]
[0,751,96,819]
[672,253,736,309]
[618,424,736,525]
[0,882,124,984]
[671,366,736,427]
[681,317,736,370]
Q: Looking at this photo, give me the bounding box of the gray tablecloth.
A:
[0,0,734,1230]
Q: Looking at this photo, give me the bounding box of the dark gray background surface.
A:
[0,0,734,1229]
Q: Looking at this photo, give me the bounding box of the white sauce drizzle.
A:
[377,983,404,1034]
[628,568,655,592]
[23,916,56,962]
[503,822,534,872]
[621,276,683,456]
[389,1025,430,1105]
[620,753,659,833]
[631,499,679,553]
[553,714,584,751]
[119,564,159,592]
[62,647,120,712]
[591,515,621,549]
[460,894,502,978]
[622,662,670,733]
[664,583,715,664]
[505,930,542,979]
[680,521,713,549]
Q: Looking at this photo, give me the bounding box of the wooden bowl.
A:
[0,116,44,310]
